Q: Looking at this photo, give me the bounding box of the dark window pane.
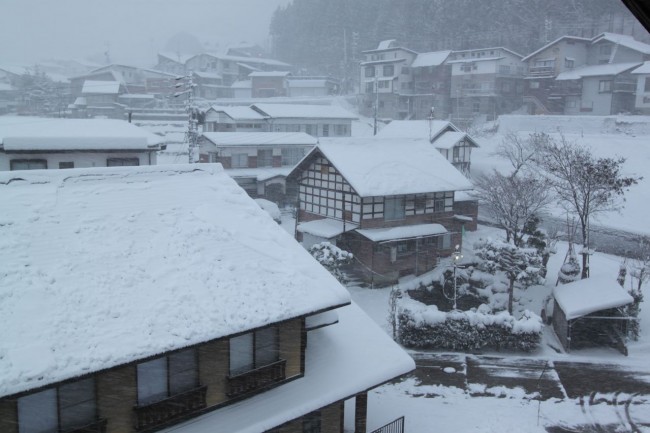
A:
[107,158,139,167]
[230,332,254,375]
[59,162,74,169]
[17,389,57,433]
[255,327,279,368]
[169,349,198,394]
[137,357,167,405]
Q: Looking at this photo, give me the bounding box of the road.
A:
[410,352,650,432]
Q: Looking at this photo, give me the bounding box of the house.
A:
[552,278,634,354]
[192,71,231,99]
[408,50,453,119]
[249,71,291,98]
[198,131,317,203]
[251,103,357,137]
[447,47,525,124]
[231,79,253,98]
[0,117,163,170]
[289,137,475,284]
[185,53,292,86]
[522,32,650,115]
[204,105,268,132]
[286,76,340,97]
[0,164,414,433]
[154,51,195,76]
[358,40,419,120]
[376,119,480,176]
[632,61,650,114]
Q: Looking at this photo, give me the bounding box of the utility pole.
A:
[373,76,378,135]
[175,72,198,164]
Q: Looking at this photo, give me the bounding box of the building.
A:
[185,53,292,86]
[289,137,475,284]
[376,119,480,175]
[0,164,414,433]
[198,131,317,203]
[409,50,453,119]
[251,103,357,137]
[287,76,340,97]
[447,47,525,124]
[0,117,162,170]
[204,105,268,132]
[522,32,650,115]
[632,61,650,114]
[250,71,291,98]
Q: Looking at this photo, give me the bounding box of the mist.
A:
[0,0,292,66]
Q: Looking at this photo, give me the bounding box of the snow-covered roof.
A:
[307,138,473,197]
[287,79,331,88]
[193,71,222,80]
[202,132,317,146]
[555,62,642,80]
[231,80,252,88]
[0,64,31,76]
[251,103,358,120]
[249,71,291,77]
[451,47,523,58]
[118,93,154,99]
[376,120,456,141]
[592,32,650,55]
[410,50,452,68]
[521,36,591,62]
[357,223,447,242]
[0,83,14,91]
[0,164,351,398]
[378,39,397,50]
[632,61,650,75]
[226,166,293,181]
[297,218,359,238]
[157,51,195,64]
[208,105,265,120]
[158,303,414,433]
[447,56,506,64]
[0,117,163,150]
[433,131,477,149]
[553,278,634,320]
[81,80,120,94]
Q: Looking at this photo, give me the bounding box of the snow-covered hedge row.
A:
[396,297,543,352]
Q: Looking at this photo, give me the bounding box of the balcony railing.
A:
[64,419,108,433]
[527,66,555,77]
[133,386,207,430]
[370,416,405,433]
[614,81,636,92]
[227,359,287,398]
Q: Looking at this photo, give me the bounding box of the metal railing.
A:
[370,416,405,433]
[64,419,108,433]
[133,386,207,430]
[227,359,287,398]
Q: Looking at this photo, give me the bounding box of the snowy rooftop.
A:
[297,218,359,238]
[208,105,266,120]
[157,51,196,64]
[231,80,252,88]
[356,223,447,242]
[411,50,452,68]
[226,166,293,181]
[376,120,455,141]
[433,131,476,149]
[249,71,291,77]
[553,278,634,320]
[0,117,163,150]
[521,36,591,62]
[81,80,120,94]
[159,303,414,433]
[556,62,642,80]
[593,32,650,55]
[0,164,350,398]
[193,71,222,80]
[447,56,506,64]
[252,103,358,120]
[632,61,650,75]
[310,137,473,197]
[202,132,317,146]
[377,39,397,50]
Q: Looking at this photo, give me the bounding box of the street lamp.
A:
[452,245,463,311]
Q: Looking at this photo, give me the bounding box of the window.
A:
[383,64,394,76]
[644,77,650,92]
[401,66,410,75]
[365,81,375,93]
[434,193,446,212]
[232,153,249,168]
[599,80,612,93]
[499,65,511,74]
[210,153,219,163]
[384,197,405,220]
[322,124,329,137]
[257,149,273,167]
[437,233,451,249]
[564,58,575,68]
[106,158,139,167]
[18,378,97,433]
[137,348,198,406]
[59,161,74,169]
[281,147,305,165]
[229,326,279,376]
[10,159,47,170]
[364,66,375,77]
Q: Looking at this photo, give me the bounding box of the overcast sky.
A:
[0,0,293,67]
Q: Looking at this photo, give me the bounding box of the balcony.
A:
[527,66,555,77]
[64,419,108,433]
[549,83,582,96]
[133,386,207,430]
[613,81,636,93]
[370,416,405,433]
[227,359,287,398]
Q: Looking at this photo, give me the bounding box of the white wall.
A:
[0,151,156,171]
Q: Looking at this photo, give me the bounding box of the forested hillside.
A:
[269,0,644,75]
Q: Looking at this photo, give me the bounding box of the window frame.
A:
[10,159,47,171]
[257,148,273,167]
[106,157,139,167]
[599,79,612,93]
[384,196,405,221]
[231,153,249,168]
[59,161,75,169]
[136,348,199,406]
[228,326,280,377]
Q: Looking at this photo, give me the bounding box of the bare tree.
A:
[535,135,641,278]
[474,171,552,246]
[494,132,549,178]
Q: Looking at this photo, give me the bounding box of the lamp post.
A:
[452,245,463,311]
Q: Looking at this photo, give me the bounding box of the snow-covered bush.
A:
[396,295,543,352]
[308,242,353,283]
[557,248,581,284]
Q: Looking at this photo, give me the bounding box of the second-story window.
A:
[257,149,273,167]
[17,377,97,433]
[365,66,375,78]
[229,327,279,376]
[599,80,612,93]
[136,348,199,406]
[383,65,394,76]
[232,153,249,168]
[384,197,405,220]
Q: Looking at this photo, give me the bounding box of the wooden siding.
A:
[299,156,361,223]
[1,318,305,433]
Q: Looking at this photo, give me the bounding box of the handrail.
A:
[370,416,405,433]
[133,385,207,430]
[227,358,287,398]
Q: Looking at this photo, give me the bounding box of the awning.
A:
[297,218,358,238]
[355,223,447,243]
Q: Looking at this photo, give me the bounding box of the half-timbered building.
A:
[289,138,475,285]
[0,164,414,433]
